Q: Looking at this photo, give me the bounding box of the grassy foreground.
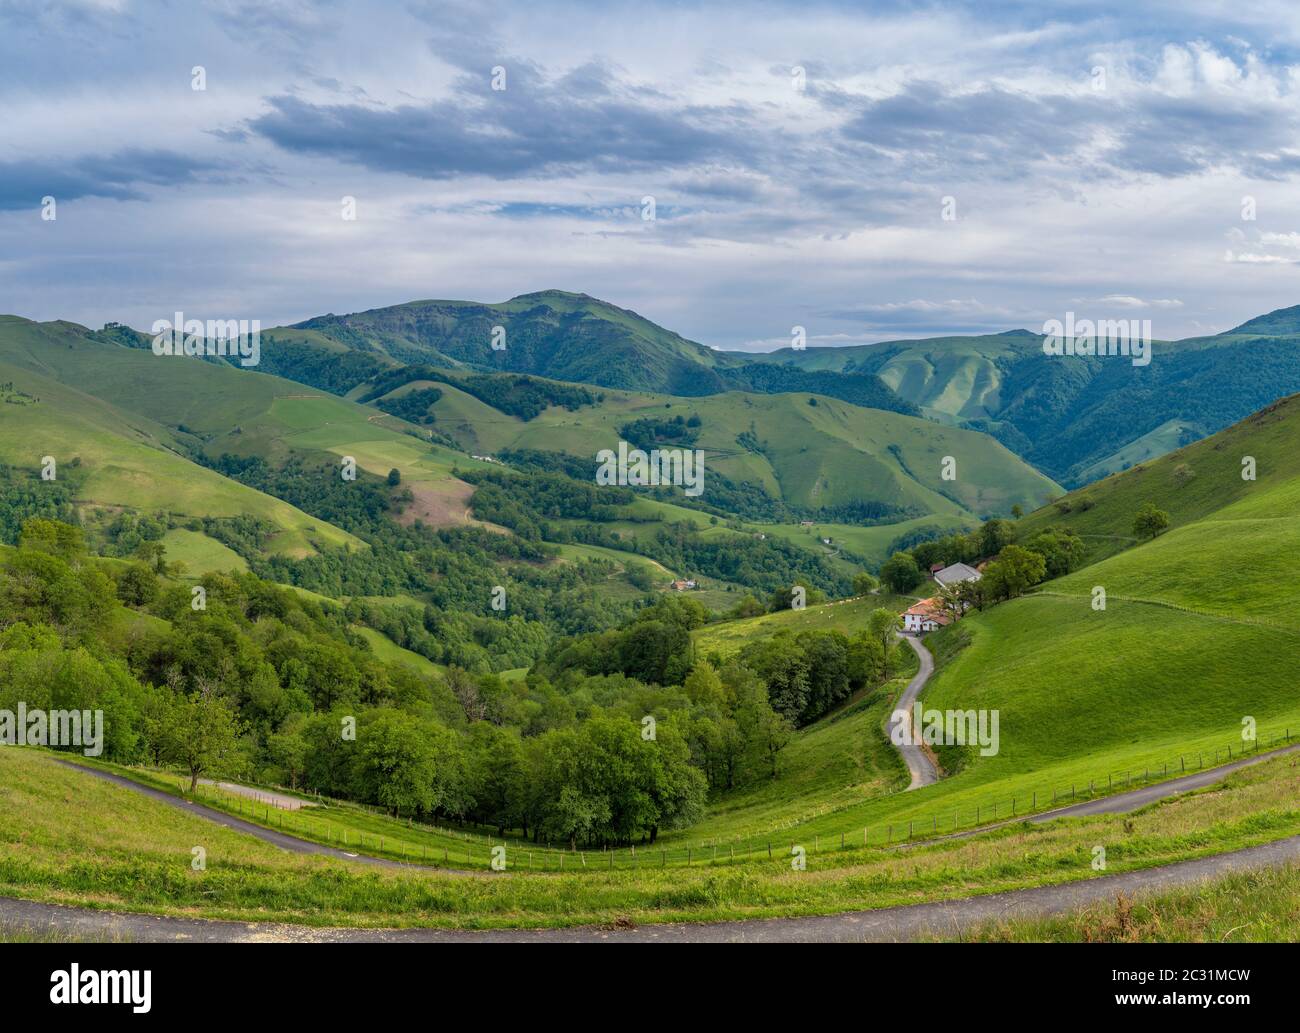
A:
[950,863,1300,942]
[4,746,1300,930]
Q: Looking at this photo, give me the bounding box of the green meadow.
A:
[6,743,1300,930]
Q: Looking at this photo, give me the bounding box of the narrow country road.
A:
[5,832,1300,942]
[946,742,1300,839]
[889,633,941,789]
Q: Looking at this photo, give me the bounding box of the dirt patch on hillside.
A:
[396,478,509,534]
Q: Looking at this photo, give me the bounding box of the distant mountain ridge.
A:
[33,292,1300,491]
[289,290,917,415]
[728,308,1300,486]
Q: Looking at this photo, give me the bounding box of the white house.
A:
[933,562,982,588]
[903,598,952,634]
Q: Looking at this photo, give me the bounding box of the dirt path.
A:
[197,779,317,811]
[889,634,941,789]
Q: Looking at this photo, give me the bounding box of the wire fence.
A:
[152,724,1300,874]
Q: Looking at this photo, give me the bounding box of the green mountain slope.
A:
[736,318,1300,487]
[288,290,916,413]
[1224,302,1300,337]
[915,391,1300,798]
[0,315,490,553]
[370,374,1059,523]
[0,322,360,560]
[701,388,1300,852]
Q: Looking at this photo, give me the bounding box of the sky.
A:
[3,0,1300,351]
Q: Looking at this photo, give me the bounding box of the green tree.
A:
[19,517,85,559]
[266,725,309,790]
[683,660,725,708]
[978,518,1014,557]
[852,571,878,596]
[734,677,794,779]
[982,544,1046,601]
[160,689,245,792]
[1024,527,1086,578]
[115,563,159,606]
[1133,501,1170,540]
[352,709,437,817]
[387,468,401,486]
[866,607,898,676]
[738,634,809,721]
[880,552,922,593]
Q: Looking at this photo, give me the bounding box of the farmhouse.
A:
[933,562,982,588]
[670,579,697,591]
[903,597,951,634]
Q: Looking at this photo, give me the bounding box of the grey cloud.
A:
[833,77,1300,183]
[0,149,225,211]
[248,67,756,179]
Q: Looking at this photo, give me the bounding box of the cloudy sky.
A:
[3,0,1300,351]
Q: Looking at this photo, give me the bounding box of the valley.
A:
[3,296,1300,943]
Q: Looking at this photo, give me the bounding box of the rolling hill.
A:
[79,295,1300,494]
[0,317,362,562]
[284,290,917,413]
[606,387,1300,855]
[0,315,503,531]
[372,375,1060,526]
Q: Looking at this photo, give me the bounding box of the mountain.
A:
[35,292,1300,501]
[1222,303,1300,337]
[285,290,917,414]
[735,319,1300,486]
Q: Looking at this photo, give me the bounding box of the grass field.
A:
[694,594,916,658]
[744,513,972,570]
[160,528,247,576]
[0,360,359,559]
[952,862,1300,942]
[350,626,446,677]
[5,744,1300,930]
[0,316,496,544]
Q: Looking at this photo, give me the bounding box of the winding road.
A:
[5,831,1300,942]
[3,742,1296,942]
[889,633,942,789]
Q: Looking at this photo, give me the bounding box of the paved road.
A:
[5,832,1300,942]
[917,741,1300,846]
[889,634,941,789]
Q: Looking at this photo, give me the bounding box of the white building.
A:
[903,598,951,634]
